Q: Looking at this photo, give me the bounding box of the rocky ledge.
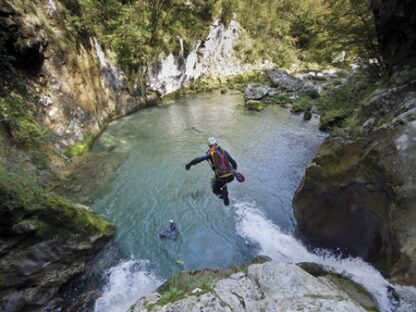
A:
[129,260,376,312]
[0,167,115,311]
[293,66,416,286]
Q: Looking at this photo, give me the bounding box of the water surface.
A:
[89,91,415,312]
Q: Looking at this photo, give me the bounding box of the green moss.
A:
[327,274,379,312]
[0,164,114,241]
[236,263,249,274]
[0,95,48,166]
[292,96,313,113]
[66,136,93,158]
[263,93,293,106]
[407,114,416,122]
[244,100,265,112]
[317,71,378,132]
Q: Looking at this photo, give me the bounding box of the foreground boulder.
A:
[130,261,373,312]
[0,168,115,311]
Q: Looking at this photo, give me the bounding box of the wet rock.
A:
[297,262,328,277]
[303,81,320,98]
[267,69,303,92]
[243,84,272,100]
[303,110,312,121]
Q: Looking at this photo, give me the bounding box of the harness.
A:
[208,146,233,178]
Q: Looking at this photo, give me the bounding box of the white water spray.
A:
[94,259,162,312]
[234,200,416,312]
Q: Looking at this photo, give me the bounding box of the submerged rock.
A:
[244,100,265,112]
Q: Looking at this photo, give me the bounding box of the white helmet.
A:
[208,137,217,146]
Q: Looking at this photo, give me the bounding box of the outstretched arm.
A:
[185,152,209,170]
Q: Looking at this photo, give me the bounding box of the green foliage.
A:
[292,95,313,113]
[0,96,48,165]
[408,114,416,122]
[220,0,234,27]
[58,0,382,76]
[66,136,93,158]
[301,0,382,66]
[245,100,265,112]
[317,71,378,131]
[154,273,186,307]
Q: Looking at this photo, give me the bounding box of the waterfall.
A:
[93,259,163,312]
[234,200,416,312]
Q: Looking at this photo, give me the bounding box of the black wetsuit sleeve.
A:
[225,150,237,170]
[188,152,210,166]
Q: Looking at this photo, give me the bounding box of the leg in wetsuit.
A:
[211,175,234,205]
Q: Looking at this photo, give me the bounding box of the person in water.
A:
[185,137,237,206]
[159,220,178,240]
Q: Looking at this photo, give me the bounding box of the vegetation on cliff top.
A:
[57,0,379,76]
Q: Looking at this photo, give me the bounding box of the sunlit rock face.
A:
[129,261,370,312]
[147,20,272,95]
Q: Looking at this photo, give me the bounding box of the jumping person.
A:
[185,137,237,206]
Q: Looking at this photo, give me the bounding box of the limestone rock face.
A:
[293,69,416,285]
[146,20,273,96]
[130,261,370,312]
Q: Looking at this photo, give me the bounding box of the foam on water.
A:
[94,259,162,312]
[234,200,416,312]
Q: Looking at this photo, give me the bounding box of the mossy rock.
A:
[245,100,265,112]
[0,165,114,310]
[291,96,313,113]
[297,262,378,311]
[319,110,348,131]
[325,274,379,312]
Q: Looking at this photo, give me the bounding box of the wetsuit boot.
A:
[221,187,229,206]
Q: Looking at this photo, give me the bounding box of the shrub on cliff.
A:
[0,95,49,166]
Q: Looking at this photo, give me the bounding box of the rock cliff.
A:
[293,0,416,286]
[372,0,416,66]
[147,20,272,96]
[0,167,114,311]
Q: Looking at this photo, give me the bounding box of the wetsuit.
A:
[186,147,237,204]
